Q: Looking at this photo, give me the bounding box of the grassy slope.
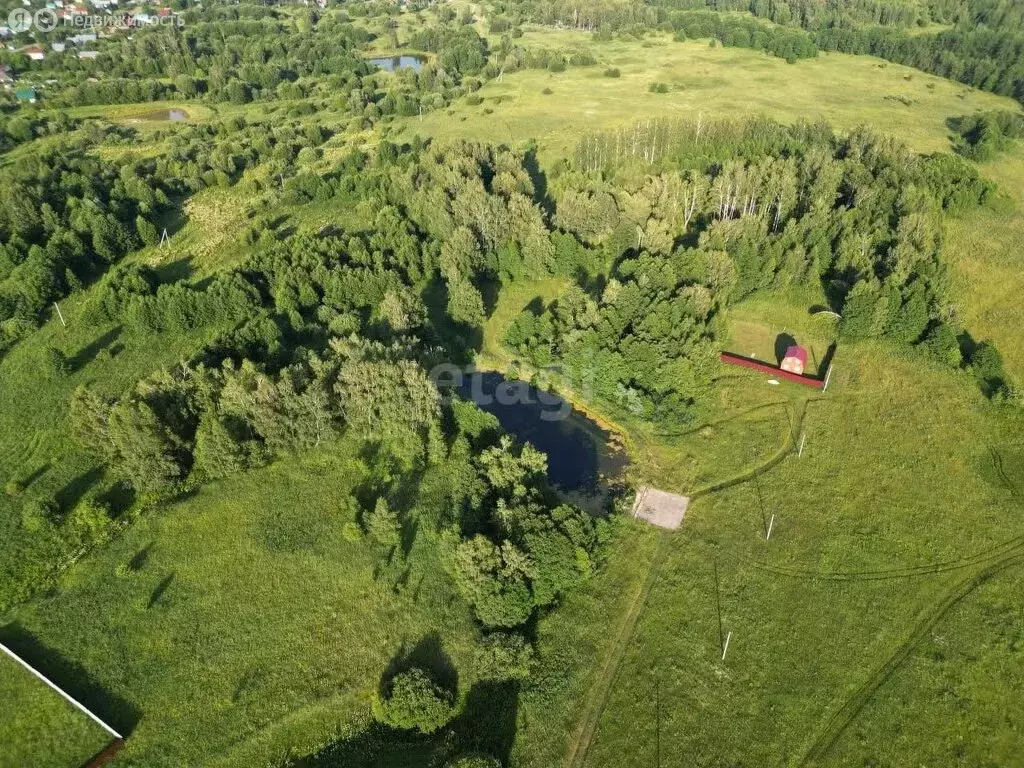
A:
[0,158,281,611]
[3,441,480,766]
[503,328,1024,766]
[396,32,1016,162]
[946,146,1024,383]
[0,654,110,768]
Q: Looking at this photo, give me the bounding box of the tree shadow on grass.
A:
[382,634,459,696]
[94,481,136,519]
[128,541,156,572]
[69,327,122,372]
[18,463,50,490]
[147,573,175,610]
[303,722,437,767]
[452,680,519,765]
[55,466,104,514]
[152,256,193,285]
[0,622,141,737]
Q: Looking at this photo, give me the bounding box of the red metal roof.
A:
[784,345,808,362]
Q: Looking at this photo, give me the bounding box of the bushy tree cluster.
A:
[503,118,1001,424]
[950,111,1024,161]
[450,435,602,628]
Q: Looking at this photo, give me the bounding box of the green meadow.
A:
[0,653,111,768]
[397,32,1016,161]
[3,441,481,766]
[495,325,1024,766]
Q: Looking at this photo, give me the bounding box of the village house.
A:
[24,46,46,61]
[780,346,809,376]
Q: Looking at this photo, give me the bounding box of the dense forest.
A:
[0,119,330,356]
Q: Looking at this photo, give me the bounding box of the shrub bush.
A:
[372,667,456,734]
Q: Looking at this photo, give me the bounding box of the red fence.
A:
[719,352,825,389]
[84,739,125,768]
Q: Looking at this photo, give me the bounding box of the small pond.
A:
[127,108,188,122]
[456,371,627,503]
[367,55,427,73]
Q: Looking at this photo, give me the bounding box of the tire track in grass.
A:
[690,398,816,500]
[743,534,1024,582]
[565,533,670,768]
[746,448,1024,583]
[799,551,1024,766]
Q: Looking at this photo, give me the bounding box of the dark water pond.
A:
[456,372,627,499]
[368,55,427,72]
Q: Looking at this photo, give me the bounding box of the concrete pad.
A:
[631,486,689,530]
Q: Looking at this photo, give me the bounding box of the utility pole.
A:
[714,558,723,655]
[655,678,661,768]
[53,302,66,327]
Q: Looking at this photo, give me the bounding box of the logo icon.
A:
[7,8,32,32]
[34,8,57,31]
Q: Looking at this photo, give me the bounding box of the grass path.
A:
[564,397,808,767]
[565,534,671,768]
[799,552,1024,765]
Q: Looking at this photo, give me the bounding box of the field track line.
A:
[691,400,809,499]
[799,551,1024,765]
[565,534,670,768]
[743,533,1024,582]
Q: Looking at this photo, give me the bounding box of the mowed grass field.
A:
[396,31,1017,161]
[0,653,111,768]
[2,441,480,766]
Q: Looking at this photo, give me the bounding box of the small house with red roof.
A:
[780,346,808,376]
